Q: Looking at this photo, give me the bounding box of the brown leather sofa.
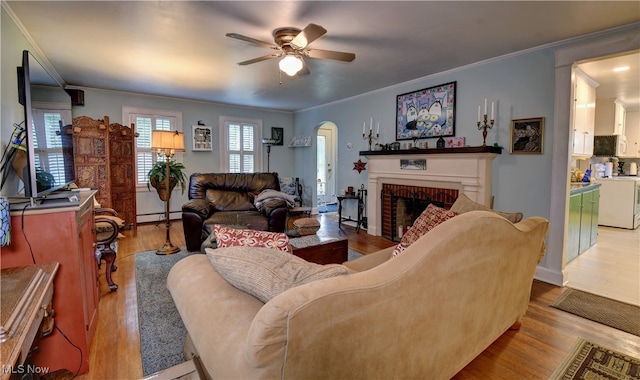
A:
[182,172,288,251]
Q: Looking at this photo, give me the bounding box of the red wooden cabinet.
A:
[1,192,99,375]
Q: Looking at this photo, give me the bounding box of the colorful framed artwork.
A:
[396,81,456,141]
[192,125,212,151]
[510,117,544,154]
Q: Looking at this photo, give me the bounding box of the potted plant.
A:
[147,160,187,201]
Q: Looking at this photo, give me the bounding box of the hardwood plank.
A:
[75,215,640,379]
[566,226,640,306]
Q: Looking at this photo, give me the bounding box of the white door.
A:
[317,126,336,206]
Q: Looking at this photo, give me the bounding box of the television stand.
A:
[40,190,79,205]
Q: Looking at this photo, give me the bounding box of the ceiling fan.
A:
[226,23,356,76]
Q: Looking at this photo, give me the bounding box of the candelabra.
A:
[363,118,380,151]
[363,129,379,151]
[477,99,495,146]
[477,115,495,146]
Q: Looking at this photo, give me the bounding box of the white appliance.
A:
[630,162,638,176]
[593,135,628,157]
[597,177,640,229]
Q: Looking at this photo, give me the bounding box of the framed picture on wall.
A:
[271,127,284,146]
[396,81,456,141]
[510,117,544,154]
[192,125,213,151]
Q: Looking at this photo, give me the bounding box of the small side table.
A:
[337,189,367,232]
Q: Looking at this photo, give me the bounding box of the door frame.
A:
[315,122,338,212]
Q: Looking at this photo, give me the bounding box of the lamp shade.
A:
[152,130,185,151]
[279,55,303,76]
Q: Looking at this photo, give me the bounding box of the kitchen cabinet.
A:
[1,191,99,375]
[622,110,639,158]
[595,98,626,136]
[567,184,600,264]
[572,69,597,156]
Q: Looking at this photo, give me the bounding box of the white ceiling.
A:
[577,51,640,111]
[5,1,640,112]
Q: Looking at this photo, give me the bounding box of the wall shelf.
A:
[289,136,312,147]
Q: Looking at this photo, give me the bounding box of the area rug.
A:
[136,249,193,376]
[551,288,640,336]
[549,338,640,379]
[136,247,363,375]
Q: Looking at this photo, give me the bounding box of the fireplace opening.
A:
[381,184,458,242]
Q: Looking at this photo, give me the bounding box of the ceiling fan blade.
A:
[237,54,279,66]
[306,49,356,62]
[226,33,277,49]
[290,23,327,49]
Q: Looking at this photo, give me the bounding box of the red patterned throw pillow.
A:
[392,204,458,257]
[214,225,291,253]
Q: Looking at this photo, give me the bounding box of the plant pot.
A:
[151,177,178,201]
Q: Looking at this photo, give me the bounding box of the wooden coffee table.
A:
[290,235,348,265]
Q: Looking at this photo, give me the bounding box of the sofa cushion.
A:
[204,211,270,234]
[392,204,458,257]
[205,246,349,303]
[278,177,298,196]
[214,224,291,253]
[450,193,523,223]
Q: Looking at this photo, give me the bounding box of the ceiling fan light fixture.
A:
[279,55,303,76]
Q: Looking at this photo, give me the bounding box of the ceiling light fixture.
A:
[279,55,303,76]
[613,66,630,72]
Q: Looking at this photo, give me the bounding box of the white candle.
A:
[377,122,380,135]
[370,117,373,131]
[363,122,366,134]
[478,106,481,122]
[491,102,495,120]
[484,98,487,115]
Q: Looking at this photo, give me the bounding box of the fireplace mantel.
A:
[359,145,502,156]
[362,146,501,236]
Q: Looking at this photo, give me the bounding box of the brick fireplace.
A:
[362,147,500,236]
[382,183,459,241]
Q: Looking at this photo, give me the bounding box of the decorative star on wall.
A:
[353,159,367,173]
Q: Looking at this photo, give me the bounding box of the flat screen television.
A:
[17,50,75,202]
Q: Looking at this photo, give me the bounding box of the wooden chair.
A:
[95,208,124,291]
[279,177,303,207]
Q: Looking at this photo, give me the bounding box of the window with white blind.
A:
[30,109,72,187]
[219,116,263,173]
[122,107,183,188]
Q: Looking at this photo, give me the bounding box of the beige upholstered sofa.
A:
[167,210,548,379]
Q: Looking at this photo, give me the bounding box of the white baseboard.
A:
[137,211,182,224]
[534,266,566,286]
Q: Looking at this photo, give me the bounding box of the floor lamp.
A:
[262,138,277,172]
[152,130,185,255]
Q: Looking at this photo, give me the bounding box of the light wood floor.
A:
[76,214,640,379]
[565,226,640,306]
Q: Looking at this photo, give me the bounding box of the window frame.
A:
[30,101,72,190]
[122,106,183,191]
[218,115,264,173]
